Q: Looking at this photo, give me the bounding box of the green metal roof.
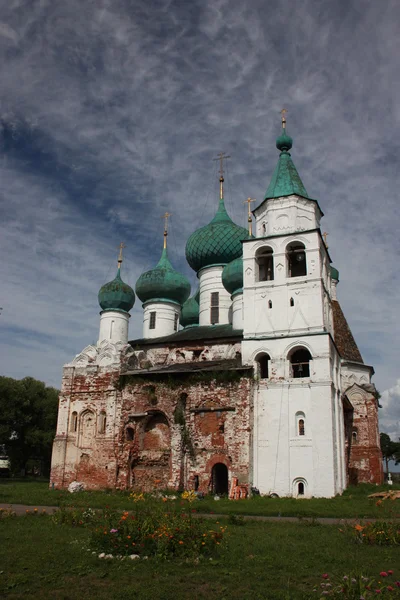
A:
[185,198,248,273]
[98,269,135,313]
[135,247,191,306]
[264,128,309,200]
[330,266,340,281]
[180,294,200,328]
[222,256,243,296]
[130,323,243,347]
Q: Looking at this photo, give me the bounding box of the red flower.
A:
[380,572,388,578]
[322,574,329,579]
[388,571,393,575]
[387,586,394,592]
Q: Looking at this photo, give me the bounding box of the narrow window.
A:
[287,243,307,277]
[298,482,304,496]
[126,427,134,441]
[290,348,312,378]
[110,319,114,338]
[210,292,219,324]
[70,411,78,433]
[194,475,199,491]
[149,311,156,329]
[256,353,270,379]
[174,313,178,331]
[256,247,274,282]
[352,430,358,443]
[99,412,106,434]
[290,297,294,307]
[268,300,272,309]
[298,419,305,436]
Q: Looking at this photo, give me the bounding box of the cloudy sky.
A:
[0,0,399,443]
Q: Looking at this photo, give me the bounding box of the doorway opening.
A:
[211,463,229,495]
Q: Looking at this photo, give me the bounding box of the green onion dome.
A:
[98,269,135,313]
[180,293,200,328]
[222,256,243,296]
[185,198,248,273]
[135,247,191,306]
[276,130,293,152]
[330,266,340,282]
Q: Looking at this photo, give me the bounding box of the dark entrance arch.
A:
[211,463,229,495]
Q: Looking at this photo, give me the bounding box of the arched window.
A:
[352,429,358,443]
[70,411,78,433]
[289,348,312,378]
[298,419,305,436]
[98,411,107,434]
[268,300,272,309]
[287,242,307,277]
[256,353,270,379]
[290,297,294,307]
[256,247,274,282]
[298,482,304,496]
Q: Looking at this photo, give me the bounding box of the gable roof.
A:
[332,300,363,363]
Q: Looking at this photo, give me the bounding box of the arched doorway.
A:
[211,463,229,495]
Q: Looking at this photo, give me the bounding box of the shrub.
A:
[352,521,400,546]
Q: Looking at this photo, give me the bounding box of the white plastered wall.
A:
[142,301,180,339]
[98,310,130,344]
[198,265,231,326]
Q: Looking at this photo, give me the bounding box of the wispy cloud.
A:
[0,0,398,442]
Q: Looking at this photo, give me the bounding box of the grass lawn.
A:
[1,479,399,519]
[1,514,399,599]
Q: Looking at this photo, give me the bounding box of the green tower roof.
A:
[180,293,200,328]
[186,197,248,273]
[136,247,191,306]
[222,256,243,296]
[98,269,135,313]
[264,127,309,200]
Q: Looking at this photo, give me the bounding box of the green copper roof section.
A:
[330,266,339,281]
[135,247,191,306]
[186,197,248,273]
[180,294,200,328]
[264,128,309,200]
[222,256,243,296]
[98,269,135,313]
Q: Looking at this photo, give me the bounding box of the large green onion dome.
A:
[135,247,191,306]
[98,269,135,313]
[222,256,243,296]
[330,266,340,282]
[180,291,200,328]
[185,197,248,273]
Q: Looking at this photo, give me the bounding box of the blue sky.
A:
[0,0,399,446]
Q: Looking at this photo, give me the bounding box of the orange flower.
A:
[354,524,364,532]
[179,541,184,545]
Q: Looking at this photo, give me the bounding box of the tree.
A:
[380,432,400,474]
[0,376,59,476]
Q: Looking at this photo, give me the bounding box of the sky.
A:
[0,0,399,446]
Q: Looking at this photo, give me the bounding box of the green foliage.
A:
[0,376,59,475]
[313,571,400,598]
[380,433,400,471]
[351,520,400,546]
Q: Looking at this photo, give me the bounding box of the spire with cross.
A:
[281,108,287,129]
[117,242,125,269]
[243,197,256,236]
[162,212,172,249]
[213,152,231,200]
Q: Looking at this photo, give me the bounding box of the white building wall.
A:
[231,293,243,329]
[142,301,180,339]
[98,310,130,344]
[198,266,231,326]
[254,195,322,238]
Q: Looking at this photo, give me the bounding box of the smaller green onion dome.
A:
[330,266,340,282]
[180,294,200,328]
[186,198,248,273]
[98,269,135,313]
[222,256,243,296]
[276,131,293,152]
[135,247,191,306]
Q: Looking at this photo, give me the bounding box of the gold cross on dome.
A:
[162,212,172,248]
[281,108,287,129]
[213,152,231,177]
[117,242,125,268]
[243,197,256,236]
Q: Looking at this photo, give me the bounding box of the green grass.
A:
[1,480,399,519]
[1,514,399,599]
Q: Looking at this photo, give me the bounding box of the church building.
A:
[50,116,383,498]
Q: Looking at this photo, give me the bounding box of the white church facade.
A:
[50,118,382,498]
